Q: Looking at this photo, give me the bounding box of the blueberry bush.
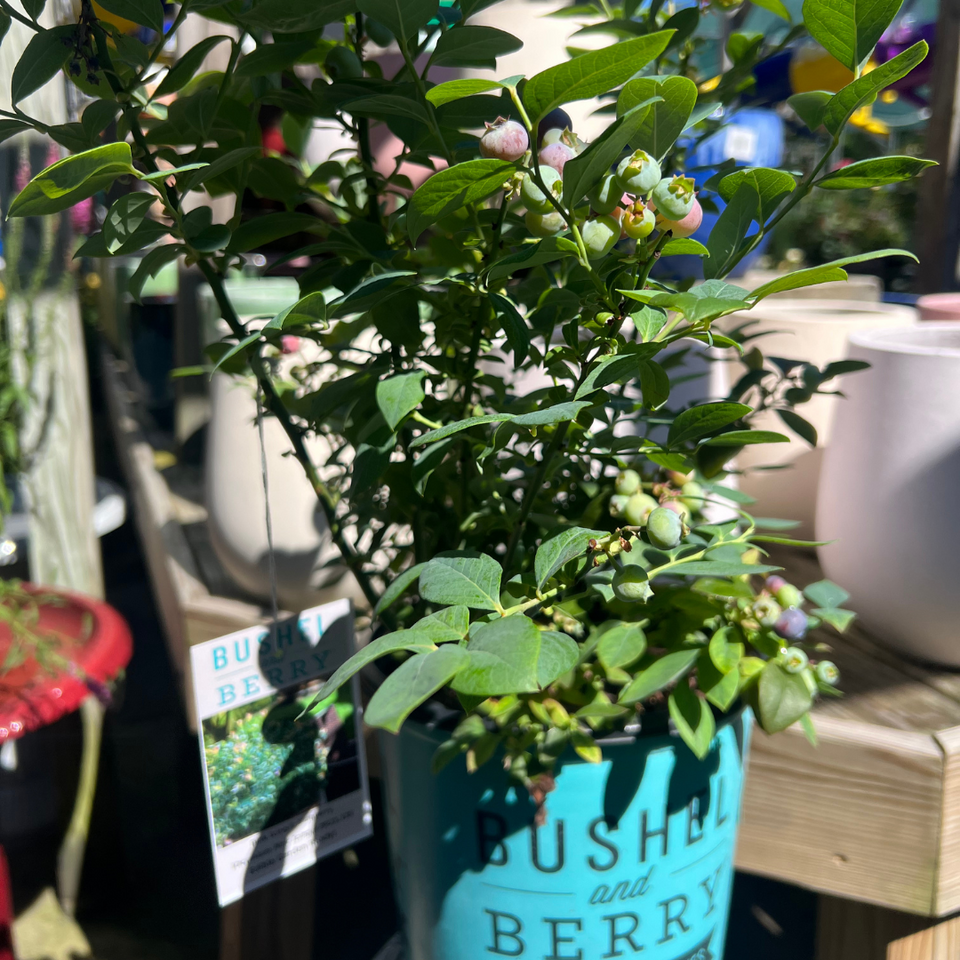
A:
[3,0,931,786]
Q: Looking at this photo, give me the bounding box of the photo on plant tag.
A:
[201,682,359,849]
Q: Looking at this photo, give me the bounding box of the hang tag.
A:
[191,598,372,906]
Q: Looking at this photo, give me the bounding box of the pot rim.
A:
[849,322,960,357]
[743,299,917,322]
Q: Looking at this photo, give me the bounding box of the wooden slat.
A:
[933,726,960,914]
[887,916,960,960]
[816,896,933,960]
[738,718,945,915]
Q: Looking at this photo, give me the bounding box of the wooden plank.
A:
[887,916,960,960]
[816,896,933,960]
[737,717,945,915]
[219,869,315,960]
[933,726,960,915]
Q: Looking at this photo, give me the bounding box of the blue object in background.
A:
[380,711,752,960]
[656,109,785,281]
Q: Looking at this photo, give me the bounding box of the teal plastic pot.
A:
[380,709,751,960]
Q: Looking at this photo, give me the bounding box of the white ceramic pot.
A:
[200,279,362,612]
[816,324,960,665]
[721,299,917,537]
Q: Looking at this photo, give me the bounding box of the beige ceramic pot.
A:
[721,299,916,537]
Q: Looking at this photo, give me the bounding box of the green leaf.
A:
[489,292,530,367]
[709,625,744,672]
[661,238,709,257]
[419,551,503,610]
[431,25,522,68]
[103,193,155,254]
[155,36,232,98]
[757,661,813,733]
[535,526,607,589]
[777,408,817,446]
[374,563,426,615]
[235,39,316,78]
[0,11,9,44]
[226,212,323,253]
[18,0,40,21]
[747,248,917,302]
[597,622,646,671]
[803,578,849,609]
[537,631,580,687]
[693,577,753,599]
[619,648,700,704]
[617,75,698,161]
[644,279,751,324]
[376,371,426,430]
[669,681,715,759]
[451,616,542,696]
[668,560,781,576]
[366,646,470,733]
[407,158,516,242]
[416,605,471,639]
[512,401,591,427]
[823,41,928,136]
[96,0,163,30]
[426,78,504,106]
[638,359,670,411]
[752,0,791,20]
[181,146,261,191]
[815,155,938,190]
[128,245,184,303]
[787,91,832,131]
[357,0,437,45]
[814,607,856,632]
[242,0,358,32]
[211,332,261,374]
[409,414,511,447]
[718,167,796,222]
[523,32,674,124]
[701,429,789,446]
[704,181,758,280]
[8,142,137,218]
[11,25,76,103]
[266,292,327,330]
[486,236,580,283]
[669,402,750,447]
[561,96,662,206]
[0,120,31,148]
[698,651,740,711]
[304,629,439,709]
[347,94,432,124]
[802,0,905,72]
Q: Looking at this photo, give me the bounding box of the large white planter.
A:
[722,299,916,537]
[816,324,960,665]
[199,279,361,612]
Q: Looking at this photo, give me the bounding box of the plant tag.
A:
[190,598,372,905]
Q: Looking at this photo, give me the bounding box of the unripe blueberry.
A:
[538,108,572,145]
[782,646,809,674]
[615,469,641,496]
[622,204,656,240]
[525,210,565,237]
[681,481,703,510]
[582,215,620,259]
[661,497,691,523]
[752,595,782,628]
[480,118,529,162]
[609,493,631,517]
[646,506,683,550]
[624,492,658,526]
[612,566,652,603]
[766,575,787,594]
[520,167,562,214]
[280,335,301,354]
[775,608,808,642]
[539,142,576,174]
[775,582,804,609]
[816,660,840,686]
[616,149,661,194]
[651,175,696,220]
[588,174,624,216]
[657,198,703,239]
[325,46,363,80]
